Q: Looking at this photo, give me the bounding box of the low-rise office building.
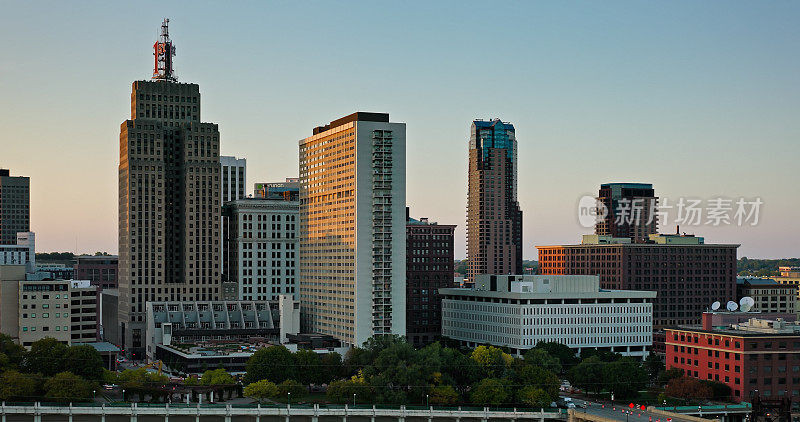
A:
[0,265,100,346]
[223,198,298,301]
[0,232,35,273]
[666,316,800,402]
[737,277,798,315]
[440,274,655,357]
[74,255,118,290]
[145,296,299,373]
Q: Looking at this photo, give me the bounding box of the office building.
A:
[220,156,246,203]
[737,278,798,315]
[299,112,406,347]
[0,232,35,273]
[220,156,246,279]
[538,234,738,328]
[145,296,299,373]
[666,316,800,402]
[466,119,522,283]
[74,255,118,290]
[0,265,100,347]
[223,197,299,301]
[255,178,300,201]
[596,183,658,243]
[118,20,221,357]
[440,274,655,357]
[0,169,30,245]
[406,209,455,347]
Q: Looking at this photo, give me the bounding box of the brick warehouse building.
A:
[538,234,738,329]
[666,315,800,402]
[406,209,455,348]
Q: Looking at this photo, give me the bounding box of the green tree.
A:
[601,357,648,400]
[294,349,321,385]
[534,342,578,368]
[470,345,512,378]
[44,372,92,402]
[441,347,482,397]
[569,356,605,396]
[64,345,104,381]
[319,352,343,383]
[0,370,37,401]
[0,333,25,368]
[326,375,370,404]
[184,375,200,386]
[22,337,68,376]
[701,380,732,400]
[243,379,279,402]
[517,386,552,408]
[200,368,235,385]
[469,378,510,406]
[118,368,168,401]
[644,353,665,379]
[245,345,296,384]
[429,385,459,404]
[516,364,560,401]
[657,368,685,386]
[523,348,562,374]
[278,379,307,400]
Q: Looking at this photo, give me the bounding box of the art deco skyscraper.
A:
[466,119,522,283]
[118,20,221,357]
[298,112,406,347]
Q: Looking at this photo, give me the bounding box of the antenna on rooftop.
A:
[152,18,177,82]
[740,296,755,312]
[726,301,739,312]
[711,301,721,311]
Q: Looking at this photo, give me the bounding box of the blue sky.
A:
[1,1,798,258]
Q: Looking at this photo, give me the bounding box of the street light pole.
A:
[122,389,126,402]
[353,393,356,406]
[288,392,291,407]
[426,394,429,408]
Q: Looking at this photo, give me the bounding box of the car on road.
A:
[567,403,576,409]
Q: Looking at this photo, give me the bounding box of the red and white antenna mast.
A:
[152,18,177,82]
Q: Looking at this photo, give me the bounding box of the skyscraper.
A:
[118,20,221,357]
[595,183,658,243]
[298,112,406,347]
[406,209,455,347]
[0,169,30,245]
[466,119,522,283]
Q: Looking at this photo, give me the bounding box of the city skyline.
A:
[2,2,799,259]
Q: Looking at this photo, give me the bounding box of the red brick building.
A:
[666,316,800,402]
[73,255,118,290]
[406,210,455,347]
[538,234,738,328]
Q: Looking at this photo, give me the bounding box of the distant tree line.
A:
[738,257,800,277]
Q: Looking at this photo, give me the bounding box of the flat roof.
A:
[439,287,656,300]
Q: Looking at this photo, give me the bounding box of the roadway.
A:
[564,397,704,422]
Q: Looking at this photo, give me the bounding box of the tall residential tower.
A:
[466,119,522,283]
[118,20,221,357]
[298,112,406,347]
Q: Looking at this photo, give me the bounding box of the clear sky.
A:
[1,1,798,259]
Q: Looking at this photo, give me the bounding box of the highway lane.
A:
[564,397,703,422]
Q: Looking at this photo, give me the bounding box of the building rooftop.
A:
[671,317,800,337]
[440,274,656,300]
[539,234,738,248]
[600,182,654,189]
[736,277,783,286]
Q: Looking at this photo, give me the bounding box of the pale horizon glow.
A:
[1,1,798,259]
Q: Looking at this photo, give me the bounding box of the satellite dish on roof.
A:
[711,301,721,311]
[740,297,755,312]
[727,301,739,312]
